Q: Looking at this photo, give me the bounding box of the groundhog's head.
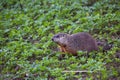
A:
[52,33,70,46]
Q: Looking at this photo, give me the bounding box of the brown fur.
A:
[52,32,98,55]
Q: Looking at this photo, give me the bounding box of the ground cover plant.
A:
[0,0,120,79]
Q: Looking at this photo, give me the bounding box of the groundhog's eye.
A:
[55,35,59,38]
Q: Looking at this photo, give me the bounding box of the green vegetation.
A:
[0,0,120,79]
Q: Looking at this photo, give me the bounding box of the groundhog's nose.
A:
[51,38,54,41]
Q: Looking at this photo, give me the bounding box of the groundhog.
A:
[52,32,98,56]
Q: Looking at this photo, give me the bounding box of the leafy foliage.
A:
[0,0,120,79]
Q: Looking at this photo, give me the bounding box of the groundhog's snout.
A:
[51,37,54,41]
[52,37,56,42]
[52,37,59,43]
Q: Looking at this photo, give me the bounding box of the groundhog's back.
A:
[66,32,98,54]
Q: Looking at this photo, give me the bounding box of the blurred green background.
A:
[0,0,120,79]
